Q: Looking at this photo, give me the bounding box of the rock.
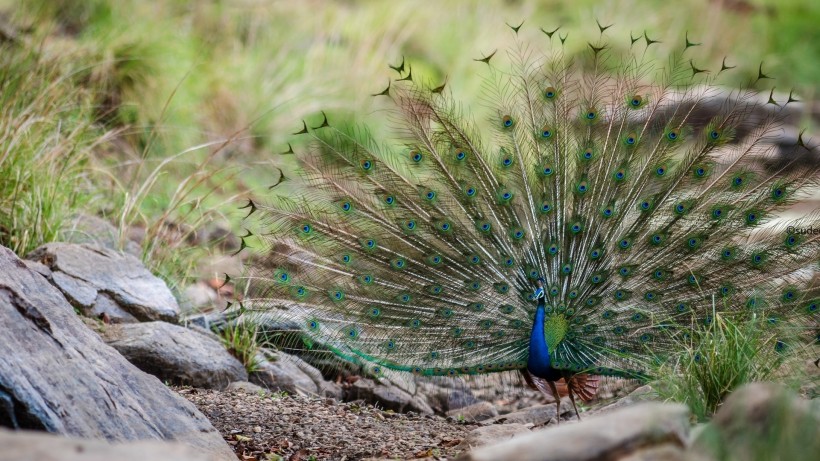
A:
[183,311,229,332]
[485,401,572,426]
[446,401,498,422]
[251,353,342,399]
[417,379,481,413]
[0,246,234,460]
[0,429,229,461]
[459,402,690,461]
[457,424,531,450]
[62,214,142,257]
[690,383,820,461]
[180,282,220,314]
[103,321,247,389]
[226,381,267,394]
[251,354,319,395]
[27,243,179,322]
[584,384,657,417]
[620,444,686,461]
[346,378,434,414]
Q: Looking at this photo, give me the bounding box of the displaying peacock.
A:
[241,22,820,419]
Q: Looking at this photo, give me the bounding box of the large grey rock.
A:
[0,246,234,460]
[459,403,690,461]
[103,321,247,390]
[347,378,434,414]
[690,383,820,461]
[27,243,179,322]
[251,352,341,398]
[0,429,228,461]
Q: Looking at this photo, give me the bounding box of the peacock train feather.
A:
[241,23,820,417]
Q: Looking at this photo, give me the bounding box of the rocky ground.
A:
[181,386,477,460]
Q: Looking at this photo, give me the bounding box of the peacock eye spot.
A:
[676,205,684,212]
[542,130,551,137]
[427,192,434,199]
[503,192,511,199]
[413,153,422,161]
[734,177,743,185]
[604,208,612,216]
[502,115,513,127]
[657,168,665,175]
[544,167,553,174]
[696,168,705,175]
[710,130,720,139]
[642,202,650,209]
[616,172,625,180]
[689,238,697,246]
[668,131,678,140]
[627,137,635,144]
[587,111,596,119]
[584,151,592,159]
[457,151,466,160]
[503,158,512,165]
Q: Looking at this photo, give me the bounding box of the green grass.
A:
[0,42,108,255]
[218,314,267,374]
[652,311,809,421]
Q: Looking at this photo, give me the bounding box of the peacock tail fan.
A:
[241,23,820,397]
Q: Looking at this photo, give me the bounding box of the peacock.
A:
[240,22,820,420]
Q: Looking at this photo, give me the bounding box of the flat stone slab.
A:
[27,243,179,322]
[0,429,228,461]
[460,402,689,461]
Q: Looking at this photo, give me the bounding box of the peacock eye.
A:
[502,115,513,127]
[710,130,720,139]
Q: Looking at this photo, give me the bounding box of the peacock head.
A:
[536,277,545,288]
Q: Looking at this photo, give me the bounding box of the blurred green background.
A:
[0,0,818,288]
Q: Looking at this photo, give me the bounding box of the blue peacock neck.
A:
[527,304,560,380]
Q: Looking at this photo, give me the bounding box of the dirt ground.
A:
[179,387,479,461]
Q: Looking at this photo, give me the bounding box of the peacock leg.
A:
[567,384,581,421]
[546,380,562,425]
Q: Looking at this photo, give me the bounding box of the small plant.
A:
[218,316,264,374]
[652,311,804,421]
